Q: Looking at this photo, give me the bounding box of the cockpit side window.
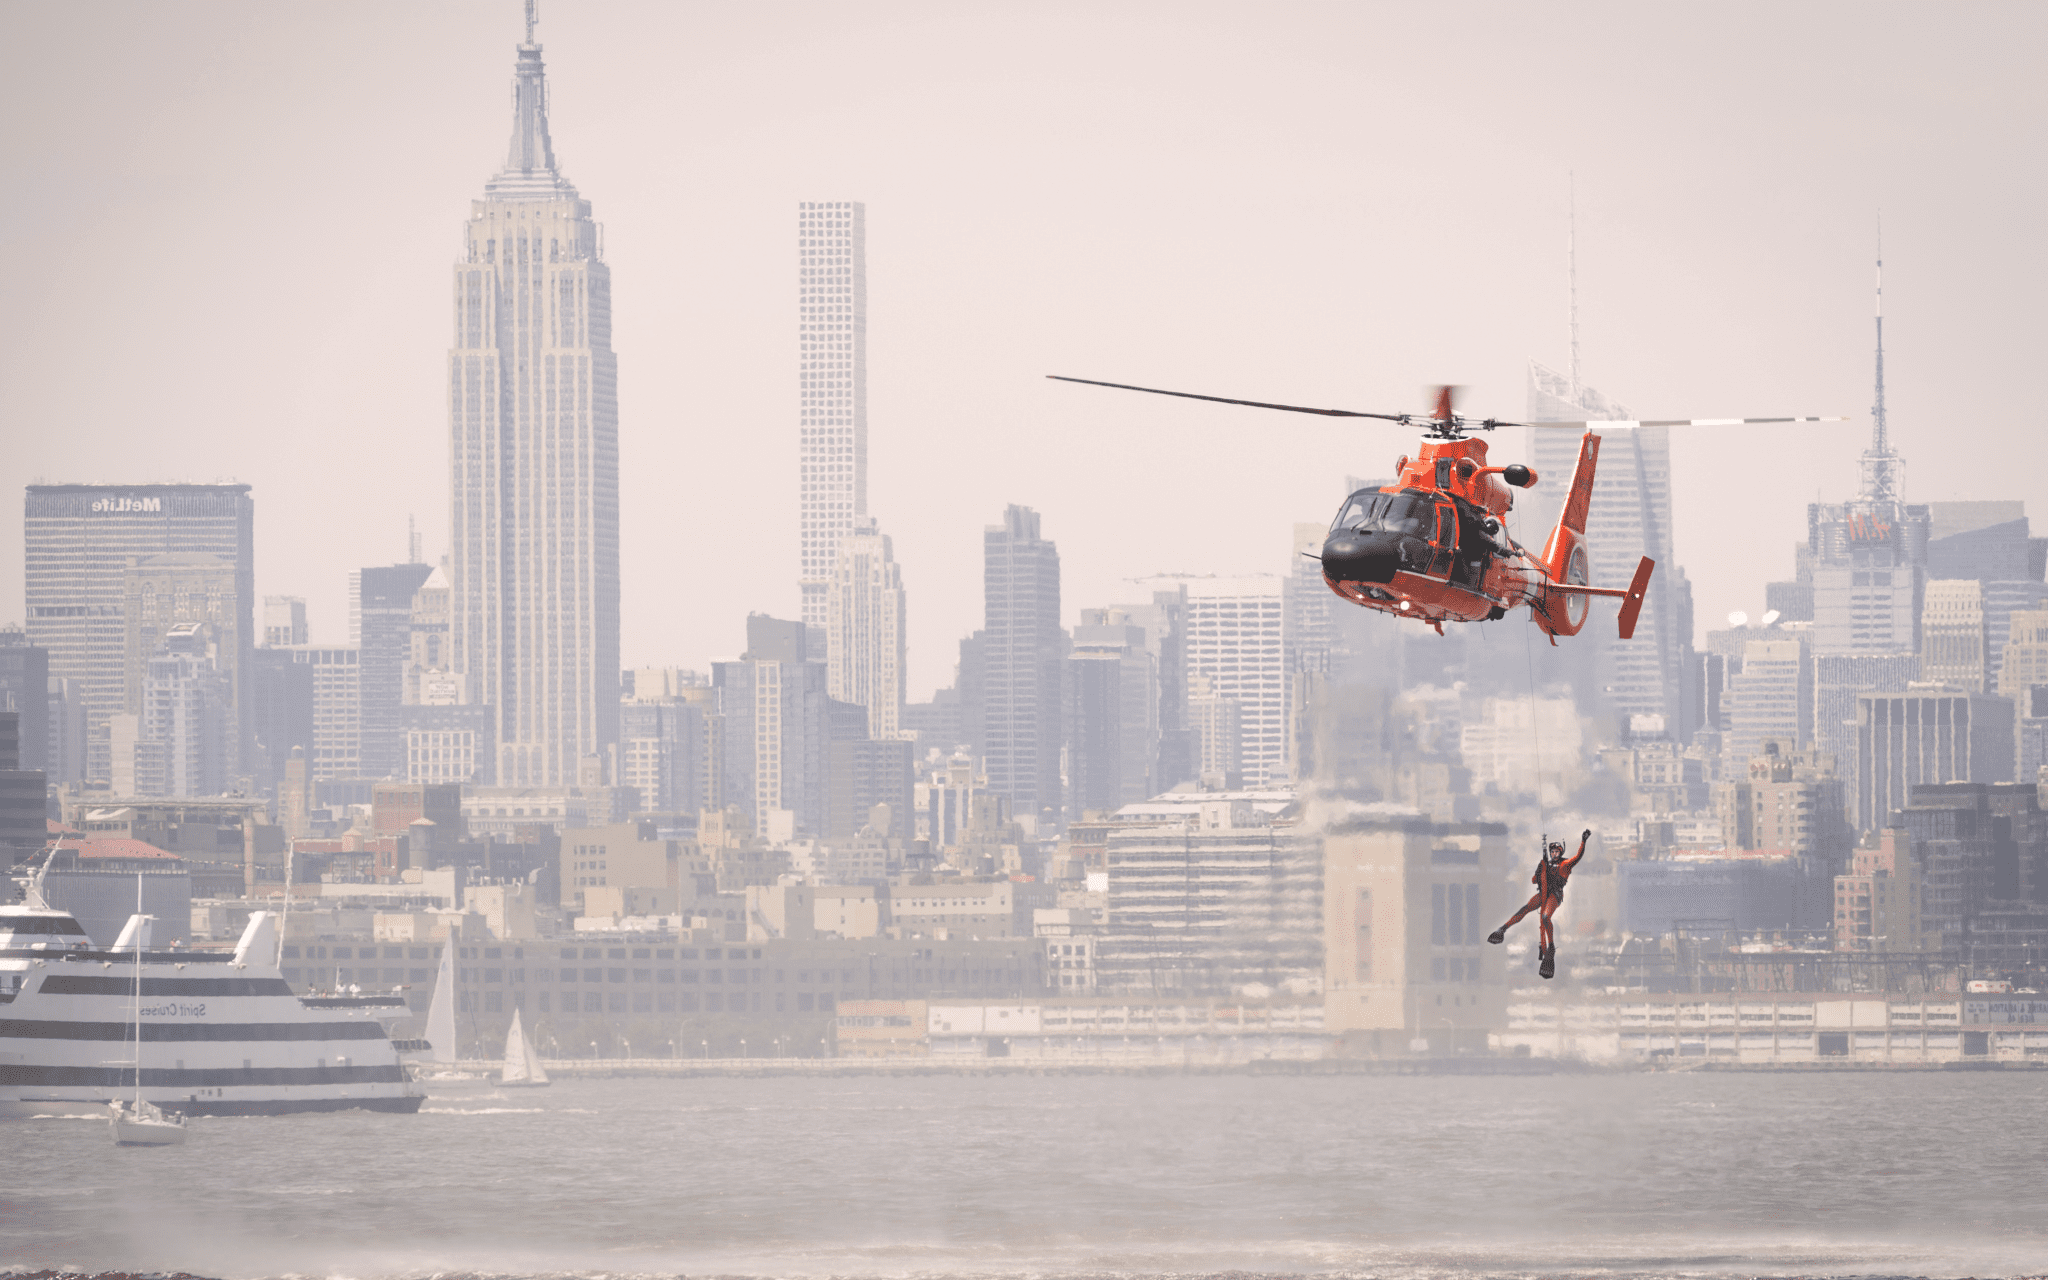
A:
[1330,491,1433,538]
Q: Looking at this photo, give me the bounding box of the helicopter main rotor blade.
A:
[1048,376,1413,423]
[1528,416,1849,429]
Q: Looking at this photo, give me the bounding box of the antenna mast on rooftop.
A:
[1568,172,1580,403]
[1859,216,1903,505]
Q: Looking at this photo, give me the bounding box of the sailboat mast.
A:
[277,836,294,970]
[133,874,143,1106]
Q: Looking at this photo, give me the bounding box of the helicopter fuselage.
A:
[1320,435,1559,633]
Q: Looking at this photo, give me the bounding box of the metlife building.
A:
[24,484,254,786]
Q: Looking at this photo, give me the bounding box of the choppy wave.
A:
[8,1074,2048,1279]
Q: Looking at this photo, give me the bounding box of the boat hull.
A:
[113,1121,186,1146]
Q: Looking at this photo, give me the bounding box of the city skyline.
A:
[1,3,2044,704]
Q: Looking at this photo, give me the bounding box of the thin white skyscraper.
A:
[797,202,868,637]
[825,518,907,740]
[448,9,620,786]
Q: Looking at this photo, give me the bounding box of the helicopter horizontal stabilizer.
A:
[1544,555,1656,636]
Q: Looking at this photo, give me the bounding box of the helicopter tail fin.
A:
[1553,431,1599,542]
[1534,431,1601,638]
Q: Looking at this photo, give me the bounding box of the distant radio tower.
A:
[1859,217,1903,505]
[1568,172,1580,401]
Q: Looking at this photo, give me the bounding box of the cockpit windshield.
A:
[1330,491,1434,538]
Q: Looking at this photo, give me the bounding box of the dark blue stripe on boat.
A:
[0,1018,388,1042]
[39,975,295,997]
[1,1062,408,1087]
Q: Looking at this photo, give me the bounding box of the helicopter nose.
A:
[1322,532,1400,584]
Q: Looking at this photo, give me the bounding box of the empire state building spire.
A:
[485,0,577,200]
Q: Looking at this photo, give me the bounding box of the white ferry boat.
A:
[0,901,426,1118]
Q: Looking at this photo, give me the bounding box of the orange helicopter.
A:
[1050,376,1841,642]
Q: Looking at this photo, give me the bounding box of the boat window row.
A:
[460,989,836,1016]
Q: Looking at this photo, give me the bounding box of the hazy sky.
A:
[3,1,2042,700]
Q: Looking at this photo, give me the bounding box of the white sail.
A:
[521,1015,548,1085]
[499,1006,549,1086]
[501,1008,530,1083]
[425,941,457,1063]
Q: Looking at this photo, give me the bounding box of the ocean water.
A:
[5,1070,2047,1279]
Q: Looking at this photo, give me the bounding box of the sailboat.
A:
[108,883,187,1147]
[415,937,474,1077]
[497,1008,550,1088]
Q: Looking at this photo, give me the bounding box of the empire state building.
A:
[449,10,620,786]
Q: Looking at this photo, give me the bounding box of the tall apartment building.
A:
[1182,577,1289,787]
[982,506,1063,828]
[796,201,868,639]
[1112,587,1193,792]
[355,562,434,779]
[449,13,620,787]
[619,689,708,814]
[249,648,313,793]
[24,484,254,784]
[712,617,830,838]
[1523,361,1685,728]
[824,517,906,740]
[287,646,361,783]
[1066,611,1156,813]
